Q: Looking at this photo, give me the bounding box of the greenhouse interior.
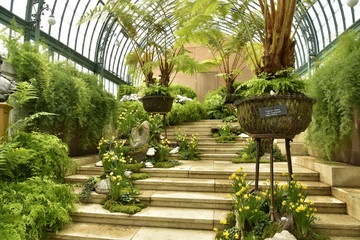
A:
[0,0,360,239]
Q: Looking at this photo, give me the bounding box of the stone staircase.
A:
[55,120,360,240]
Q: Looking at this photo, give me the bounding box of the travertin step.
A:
[53,223,216,240]
[78,189,345,214]
[134,178,331,195]
[71,204,228,231]
[314,213,360,237]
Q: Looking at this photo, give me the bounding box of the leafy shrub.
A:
[170,84,197,99]
[167,100,206,125]
[307,31,360,161]
[5,38,117,152]
[1,132,77,182]
[203,87,237,119]
[0,177,76,240]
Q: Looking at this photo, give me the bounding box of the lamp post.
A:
[31,0,56,42]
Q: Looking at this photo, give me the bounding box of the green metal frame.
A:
[0,4,126,85]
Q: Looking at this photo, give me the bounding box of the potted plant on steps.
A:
[228,0,316,139]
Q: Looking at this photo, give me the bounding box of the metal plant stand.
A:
[252,134,294,221]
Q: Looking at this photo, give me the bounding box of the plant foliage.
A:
[306,31,360,161]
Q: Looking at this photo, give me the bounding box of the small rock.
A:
[239,133,249,138]
[95,160,103,167]
[130,121,150,148]
[264,230,297,240]
[145,162,154,168]
[94,178,110,194]
[170,146,179,154]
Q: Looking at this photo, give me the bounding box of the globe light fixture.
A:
[346,0,359,7]
[47,14,56,25]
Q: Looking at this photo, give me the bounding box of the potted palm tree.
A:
[82,0,202,114]
[228,0,316,138]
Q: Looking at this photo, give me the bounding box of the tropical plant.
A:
[81,0,204,87]
[176,0,258,94]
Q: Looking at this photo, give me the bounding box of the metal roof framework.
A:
[0,0,359,94]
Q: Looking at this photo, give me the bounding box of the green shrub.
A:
[167,100,206,125]
[203,88,236,119]
[170,84,197,99]
[0,177,76,240]
[103,199,146,214]
[307,31,360,161]
[5,38,117,151]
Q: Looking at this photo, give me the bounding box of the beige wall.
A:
[170,44,254,100]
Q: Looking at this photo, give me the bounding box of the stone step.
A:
[134,178,331,195]
[167,137,246,143]
[170,153,239,161]
[74,161,320,181]
[72,204,228,231]
[54,223,215,240]
[79,189,345,214]
[140,164,319,181]
[314,213,360,237]
[72,155,99,166]
[197,147,242,154]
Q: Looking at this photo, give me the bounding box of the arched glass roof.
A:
[0,0,359,94]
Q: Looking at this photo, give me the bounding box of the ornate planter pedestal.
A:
[0,103,13,138]
[234,93,315,220]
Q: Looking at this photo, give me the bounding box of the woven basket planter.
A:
[233,94,315,138]
[140,95,174,114]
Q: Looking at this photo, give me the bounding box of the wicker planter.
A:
[141,95,174,114]
[233,94,315,138]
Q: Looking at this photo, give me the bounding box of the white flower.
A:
[280,217,288,221]
[169,146,180,154]
[146,147,156,156]
[176,95,193,103]
[270,90,275,96]
[124,171,133,177]
[120,94,140,102]
[239,133,249,138]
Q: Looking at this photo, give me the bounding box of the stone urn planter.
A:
[233,94,315,138]
[140,95,174,114]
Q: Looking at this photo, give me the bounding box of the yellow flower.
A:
[110,172,114,176]
[282,172,288,176]
[244,194,249,199]
[235,233,239,239]
[244,206,250,210]
[213,227,218,232]
[223,231,229,238]
[255,209,258,212]
[220,219,227,225]
[236,167,243,173]
[282,201,287,206]
[302,185,308,190]
[229,173,237,180]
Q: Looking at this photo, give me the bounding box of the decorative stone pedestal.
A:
[0,103,13,138]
